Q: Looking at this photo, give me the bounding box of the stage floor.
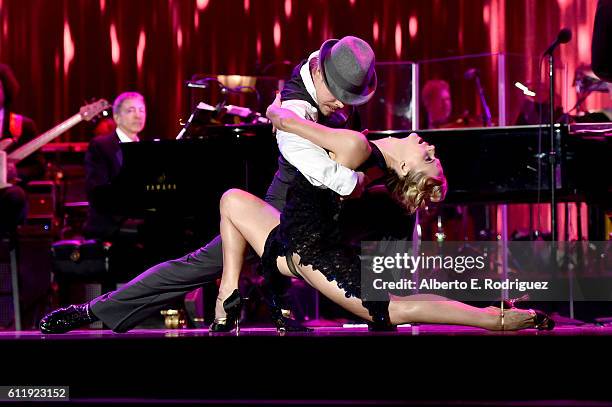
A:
[2,322,612,339]
[3,323,612,404]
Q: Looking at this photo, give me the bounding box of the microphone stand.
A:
[548,53,557,243]
[474,75,492,127]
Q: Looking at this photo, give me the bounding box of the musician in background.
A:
[0,63,42,235]
[83,92,145,239]
[422,79,483,129]
[514,81,565,125]
[592,0,612,83]
[422,79,453,129]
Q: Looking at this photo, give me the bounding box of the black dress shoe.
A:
[39,303,98,334]
[267,293,312,332]
[272,310,313,333]
[367,320,397,332]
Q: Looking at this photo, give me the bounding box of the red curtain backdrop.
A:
[0,0,605,239]
[0,0,606,140]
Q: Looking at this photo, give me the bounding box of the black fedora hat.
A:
[319,36,377,106]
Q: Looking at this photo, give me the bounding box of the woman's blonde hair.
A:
[385,169,448,214]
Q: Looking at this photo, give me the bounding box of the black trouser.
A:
[90,234,226,332]
[0,186,27,235]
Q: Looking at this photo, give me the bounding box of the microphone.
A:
[543,28,572,56]
[464,68,479,81]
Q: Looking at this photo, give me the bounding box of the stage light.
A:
[372,20,379,43]
[284,0,291,19]
[110,23,120,65]
[196,0,209,11]
[409,15,418,38]
[395,22,402,58]
[63,21,74,75]
[137,30,146,71]
[274,20,281,48]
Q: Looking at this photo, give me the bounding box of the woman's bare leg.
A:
[388,296,519,330]
[293,258,535,331]
[215,189,292,318]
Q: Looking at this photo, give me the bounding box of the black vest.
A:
[264,60,361,211]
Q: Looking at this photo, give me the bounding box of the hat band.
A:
[324,58,372,96]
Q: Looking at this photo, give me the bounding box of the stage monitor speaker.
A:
[26,180,56,219]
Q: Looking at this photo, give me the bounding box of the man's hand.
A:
[343,171,368,200]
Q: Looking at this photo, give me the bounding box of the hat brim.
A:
[319,39,377,106]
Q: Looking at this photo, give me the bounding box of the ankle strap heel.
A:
[209,289,243,334]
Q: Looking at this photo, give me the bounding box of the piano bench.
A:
[51,239,111,281]
[50,239,116,319]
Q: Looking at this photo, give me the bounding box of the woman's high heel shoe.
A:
[528,309,555,330]
[209,289,243,334]
[501,294,530,310]
[498,296,555,331]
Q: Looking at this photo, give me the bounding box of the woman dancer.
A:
[210,100,554,333]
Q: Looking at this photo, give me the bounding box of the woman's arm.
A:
[267,98,371,169]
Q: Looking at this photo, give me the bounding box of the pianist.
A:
[82,92,146,239]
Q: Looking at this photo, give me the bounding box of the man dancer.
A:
[40,36,380,333]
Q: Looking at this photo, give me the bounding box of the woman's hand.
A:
[266,93,298,132]
[342,171,369,200]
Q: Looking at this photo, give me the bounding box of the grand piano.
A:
[370,122,611,240]
[91,123,279,251]
[370,123,611,206]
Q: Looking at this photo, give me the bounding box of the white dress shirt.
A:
[116,127,139,143]
[276,51,358,196]
[0,108,5,135]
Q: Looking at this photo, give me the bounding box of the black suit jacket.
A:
[83,132,125,239]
